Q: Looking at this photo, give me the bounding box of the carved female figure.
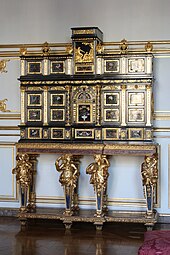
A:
[55,154,79,215]
[86,154,110,216]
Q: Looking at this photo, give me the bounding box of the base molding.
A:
[2,208,170,225]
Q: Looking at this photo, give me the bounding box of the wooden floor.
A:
[0,216,166,255]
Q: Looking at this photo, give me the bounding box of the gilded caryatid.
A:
[12,153,32,187]
[141,154,158,187]
[86,154,110,192]
[141,153,158,217]
[55,154,79,215]
[86,154,110,216]
[12,153,32,212]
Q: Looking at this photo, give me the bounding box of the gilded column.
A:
[146,84,152,126]
[65,58,73,75]
[86,154,110,217]
[43,58,48,75]
[43,86,48,125]
[20,60,25,76]
[12,153,32,212]
[141,153,158,218]
[65,85,71,126]
[96,85,101,126]
[121,84,126,126]
[20,87,25,125]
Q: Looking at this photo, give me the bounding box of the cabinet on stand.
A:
[13,27,159,230]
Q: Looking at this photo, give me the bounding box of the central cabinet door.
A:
[71,85,97,139]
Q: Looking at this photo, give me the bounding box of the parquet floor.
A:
[0,217,149,255]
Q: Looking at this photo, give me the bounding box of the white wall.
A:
[0,0,170,216]
[1,0,170,43]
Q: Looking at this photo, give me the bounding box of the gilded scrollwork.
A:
[120,39,128,54]
[0,59,10,73]
[20,47,27,56]
[0,99,11,112]
[96,43,104,54]
[141,153,158,217]
[66,45,73,54]
[42,41,50,55]
[145,41,153,52]
[141,153,158,187]
[12,153,32,187]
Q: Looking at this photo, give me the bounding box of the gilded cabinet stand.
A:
[15,142,158,230]
[13,27,159,230]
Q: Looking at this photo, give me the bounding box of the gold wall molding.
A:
[154,55,170,59]
[154,127,170,132]
[154,135,170,139]
[1,39,170,57]
[154,111,170,120]
[0,126,19,130]
[0,134,20,137]
[0,113,20,120]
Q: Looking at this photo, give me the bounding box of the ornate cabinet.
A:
[14,27,158,230]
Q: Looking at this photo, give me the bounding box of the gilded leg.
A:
[141,153,158,218]
[55,154,80,216]
[86,154,110,217]
[27,154,39,212]
[12,153,32,212]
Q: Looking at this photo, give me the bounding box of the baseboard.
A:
[0,208,18,217]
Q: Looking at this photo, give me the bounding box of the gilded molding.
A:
[0,113,20,120]
[21,79,152,86]
[73,29,94,34]
[104,144,156,150]
[154,111,170,120]
[16,142,105,151]
[16,142,157,152]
